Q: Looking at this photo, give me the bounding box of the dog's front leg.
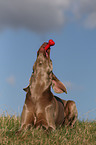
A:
[35,113,48,130]
[45,104,56,130]
[16,104,34,134]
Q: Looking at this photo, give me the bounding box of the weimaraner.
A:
[18,42,67,132]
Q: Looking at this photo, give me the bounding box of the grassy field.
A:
[0,114,96,145]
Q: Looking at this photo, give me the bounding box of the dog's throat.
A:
[30,72,51,98]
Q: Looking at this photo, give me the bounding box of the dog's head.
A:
[33,42,53,77]
[37,42,51,59]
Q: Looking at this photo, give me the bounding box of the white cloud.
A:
[6,75,16,86]
[0,0,96,32]
[71,0,96,28]
[84,12,96,29]
[64,81,84,91]
[64,81,73,90]
[0,0,69,32]
[72,0,96,16]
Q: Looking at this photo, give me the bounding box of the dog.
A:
[18,42,67,132]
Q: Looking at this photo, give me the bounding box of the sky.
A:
[0,0,96,120]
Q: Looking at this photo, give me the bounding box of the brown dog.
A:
[18,42,67,132]
[62,99,78,127]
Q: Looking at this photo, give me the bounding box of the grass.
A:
[0,114,96,145]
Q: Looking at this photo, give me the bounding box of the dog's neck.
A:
[29,58,52,102]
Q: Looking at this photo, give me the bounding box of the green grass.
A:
[0,115,96,145]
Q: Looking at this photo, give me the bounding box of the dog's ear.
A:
[52,73,67,94]
[23,85,30,92]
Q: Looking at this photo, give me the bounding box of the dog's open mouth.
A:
[37,39,55,59]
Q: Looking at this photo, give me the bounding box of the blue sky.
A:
[0,0,96,120]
